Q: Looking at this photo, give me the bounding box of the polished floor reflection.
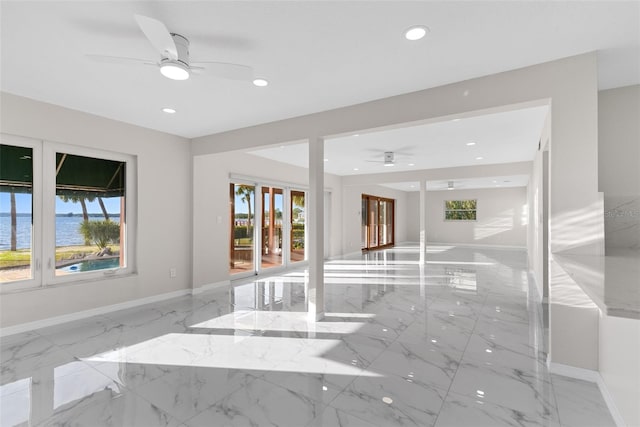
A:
[1,245,616,426]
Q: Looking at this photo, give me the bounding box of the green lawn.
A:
[0,245,120,269]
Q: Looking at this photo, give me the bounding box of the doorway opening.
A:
[361,194,395,251]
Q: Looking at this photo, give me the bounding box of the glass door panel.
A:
[261,186,283,269]
[368,197,379,248]
[361,197,367,249]
[230,183,255,274]
[385,199,394,245]
[290,190,305,262]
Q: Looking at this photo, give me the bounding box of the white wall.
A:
[1,93,192,328]
[599,313,640,427]
[192,150,342,288]
[403,187,527,248]
[341,185,408,254]
[406,191,420,242]
[598,85,640,250]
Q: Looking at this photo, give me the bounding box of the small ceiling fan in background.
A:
[365,147,415,167]
[366,151,397,167]
[86,14,263,84]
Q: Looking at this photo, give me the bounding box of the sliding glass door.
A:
[361,194,395,251]
[230,182,306,276]
[261,186,284,270]
[230,183,255,275]
[290,190,305,263]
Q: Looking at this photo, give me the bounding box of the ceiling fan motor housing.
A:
[167,33,190,66]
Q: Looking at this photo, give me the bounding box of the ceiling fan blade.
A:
[134,14,177,60]
[85,54,156,66]
[192,61,254,81]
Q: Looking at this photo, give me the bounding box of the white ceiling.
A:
[1,1,638,139]
[249,104,549,176]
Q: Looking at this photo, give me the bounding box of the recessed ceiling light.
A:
[404,25,429,41]
[382,396,394,404]
[324,158,329,162]
[162,107,176,114]
[353,168,359,171]
[452,118,461,122]
[384,163,395,167]
[476,156,484,160]
[160,62,189,80]
[410,185,415,188]
[253,78,268,87]
[408,163,415,166]
[353,134,360,137]
[466,142,476,146]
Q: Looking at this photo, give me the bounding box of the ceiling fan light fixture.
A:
[160,61,190,80]
[253,78,269,87]
[404,25,429,41]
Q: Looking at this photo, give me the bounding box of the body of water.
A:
[0,214,120,250]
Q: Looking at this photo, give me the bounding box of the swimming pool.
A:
[58,257,120,273]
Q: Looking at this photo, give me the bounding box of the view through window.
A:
[54,152,125,276]
[444,199,477,220]
[0,144,33,283]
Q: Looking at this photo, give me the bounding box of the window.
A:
[1,135,135,290]
[0,143,35,284]
[444,199,477,221]
[54,152,126,277]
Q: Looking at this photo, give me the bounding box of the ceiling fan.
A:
[366,151,397,167]
[86,15,258,83]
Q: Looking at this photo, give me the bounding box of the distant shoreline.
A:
[0,213,119,217]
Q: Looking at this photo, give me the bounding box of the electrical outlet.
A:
[170,268,176,278]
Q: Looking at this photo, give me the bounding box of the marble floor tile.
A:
[551,374,616,427]
[1,331,75,383]
[183,378,325,427]
[328,374,446,427]
[307,406,379,427]
[449,360,559,423]
[134,366,261,423]
[367,340,461,390]
[435,391,561,427]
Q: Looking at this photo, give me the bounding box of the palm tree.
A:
[97,197,109,220]
[58,194,94,222]
[235,185,254,234]
[10,192,17,251]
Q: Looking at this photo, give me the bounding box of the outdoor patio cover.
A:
[0,144,125,197]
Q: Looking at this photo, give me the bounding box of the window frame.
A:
[44,142,137,286]
[1,135,137,293]
[443,199,477,222]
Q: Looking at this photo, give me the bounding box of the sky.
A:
[0,192,121,215]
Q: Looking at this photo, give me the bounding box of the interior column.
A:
[308,136,325,321]
[419,180,426,264]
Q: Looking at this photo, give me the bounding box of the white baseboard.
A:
[0,288,192,337]
[191,280,231,295]
[549,362,626,427]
